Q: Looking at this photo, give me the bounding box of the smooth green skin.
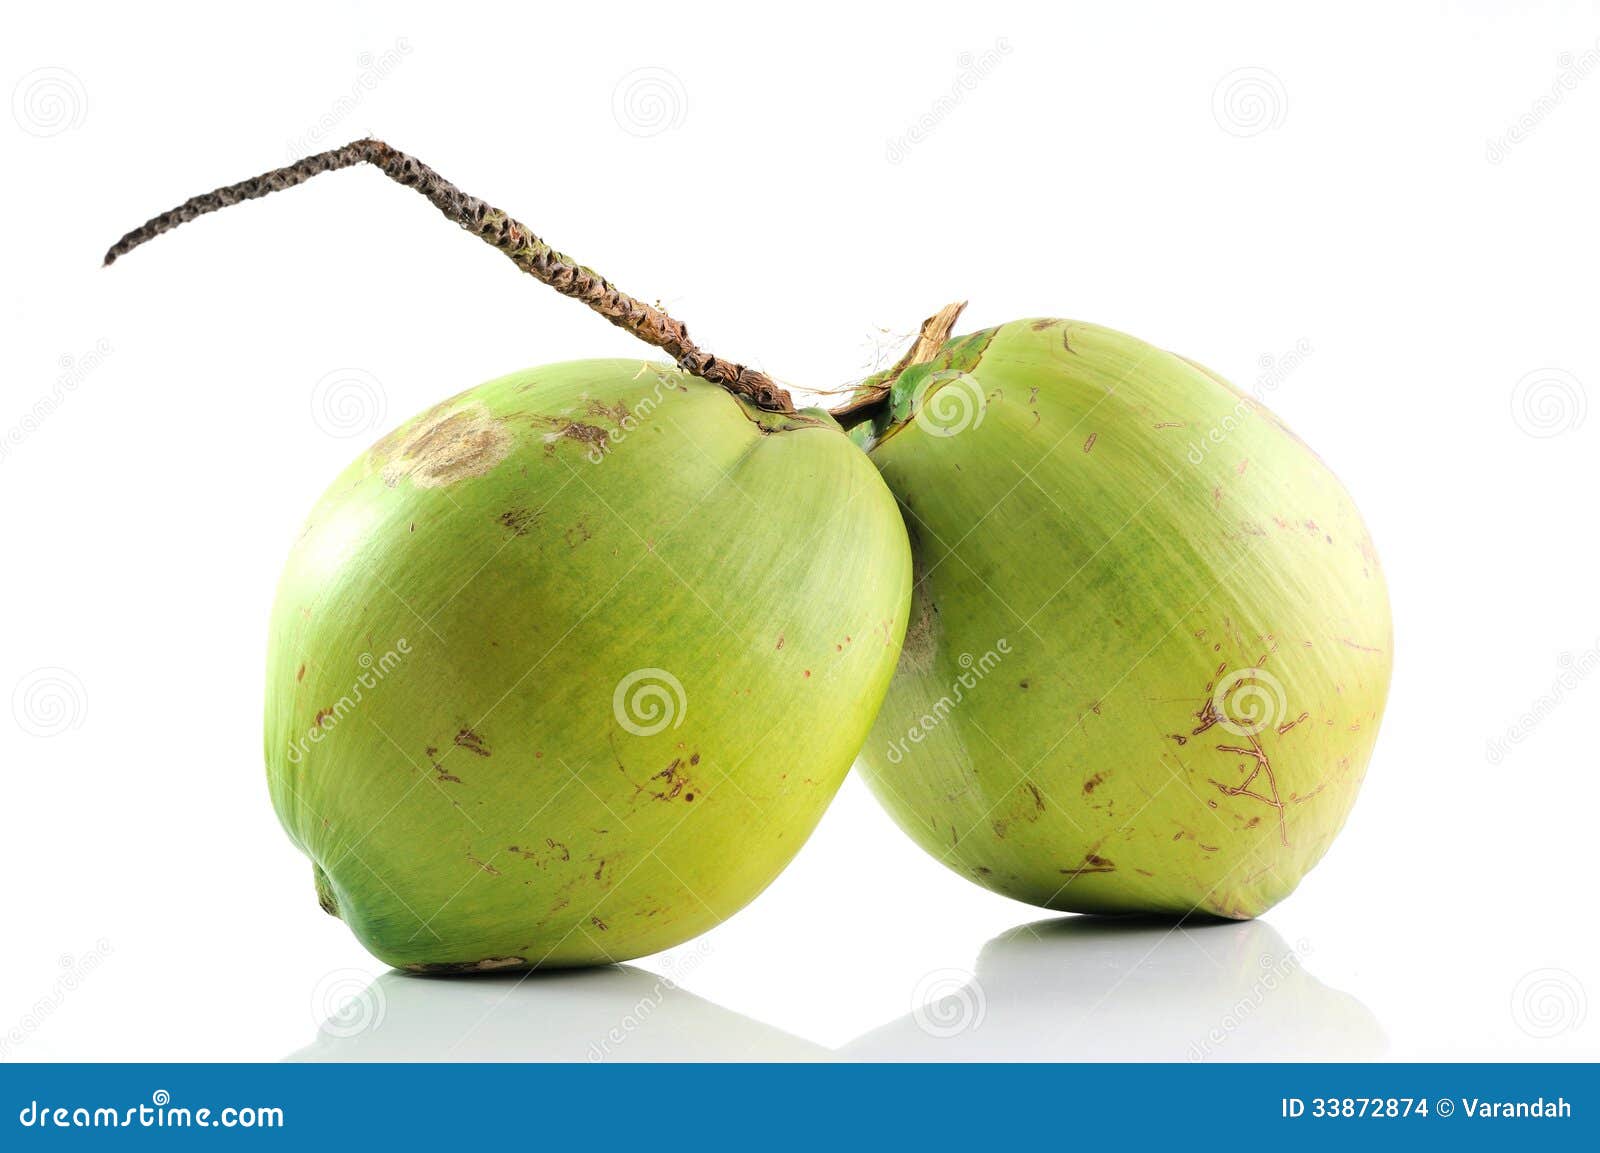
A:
[265,360,911,970]
[855,320,1391,919]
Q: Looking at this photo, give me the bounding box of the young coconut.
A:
[107,141,911,970]
[836,308,1391,919]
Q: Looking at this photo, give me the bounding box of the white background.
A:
[3,0,1597,1061]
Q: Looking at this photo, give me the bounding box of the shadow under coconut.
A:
[288,963,827,1063]
[840,915,1386,1062]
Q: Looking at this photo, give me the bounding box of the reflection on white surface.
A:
[842,916,1385,1061]
[289,964,827,1062]
[291,915,1382,1062]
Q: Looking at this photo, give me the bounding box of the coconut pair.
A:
[107,142,1391,971]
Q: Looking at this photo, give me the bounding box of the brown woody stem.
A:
[829,300,968,426]
[104,138,795,412]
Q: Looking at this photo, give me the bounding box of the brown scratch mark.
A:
[1031,318,1062,331]
[1208,732,1289,847]
[546,838,570,862]
[644,758,694,802]
[296,663,306,682]
[497,507,537,535]
[1062,327,1076,354]
[1025,781,1046,813]
[585,398,631,424]
[454,727,491,757]
[1153,421,1185,429]
[1276,711,1310,735]
[1291,781,1329,805]
[1167,732,1189,745]
[1197,842,1220,853]
[593,859,605,881]
[1060,852,1117,879]
[1082,770,1108,794]
[1336,637,1384,653]
[775,635,785,650]
[590,916,608,931]
[467,854,501,877]
[1134,868,1155,878]
[424,744,463,784]
[1083,432,1098,454]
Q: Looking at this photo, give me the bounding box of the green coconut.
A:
[106,140,910,969]
[845,313,1391,919]
[263,364,906,969]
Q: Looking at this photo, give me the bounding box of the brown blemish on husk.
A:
[405,956,526,974]
[375,403,512,489]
